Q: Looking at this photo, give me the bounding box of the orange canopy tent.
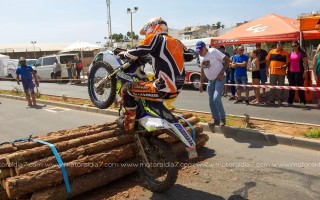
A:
[299,15,320,31]
[211,13,320,46]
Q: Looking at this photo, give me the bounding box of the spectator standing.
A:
[76,59,83,83]
[228,48,237,100]
[197,41,230,126]
[16,57,39,106]
[53,58,62,83]
[266,41,290,105]
[312,44,320,108]
[249,49,261,104]
[219,46,231,97]
[72,55,81,83]
[65,59,72,84]
[287,41,308,107]
[255,43,268,98]
[231,45,250,105]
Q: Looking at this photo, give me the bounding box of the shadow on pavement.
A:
[216,126,278,149]
[150,184,225,200]
[178,147,216,163]
[230,181,256,200]
[150,182,253,200]
[28,104,47,109]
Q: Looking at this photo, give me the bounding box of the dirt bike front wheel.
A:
[136,136,178,193]
[88,61,117,109]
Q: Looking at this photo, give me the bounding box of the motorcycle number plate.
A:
[186,147,198,159]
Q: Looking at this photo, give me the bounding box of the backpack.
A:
[77,61,83,69]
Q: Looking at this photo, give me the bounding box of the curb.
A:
[200,122,320,151]
[1,94,320,151]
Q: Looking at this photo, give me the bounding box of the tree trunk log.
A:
[0,189,9,200]
[5,144,136,199]
[1,179,5,189]
[178,117,200,127]
[30,133,209,200]
[0,122,116,155]
[0,123,117,168]
[174,112,193,120]
[16,135,134,175]
[0,155,8,168]
[172,133,209,155]
[5,129,122,166]
[0,168,11,180]
[30,160,137,200]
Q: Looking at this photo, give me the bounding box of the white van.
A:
[0,54,10,77]
[5,59,19,78]
[34,54,77,79]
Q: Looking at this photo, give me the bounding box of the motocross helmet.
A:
[140,17,168,36]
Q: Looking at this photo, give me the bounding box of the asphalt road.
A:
[0,97,117,143]
[128,133,320,200]
[0,80,319,125]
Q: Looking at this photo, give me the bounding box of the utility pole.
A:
[106,0,112,47]
[31,41,37,59]
[127,7,138,47]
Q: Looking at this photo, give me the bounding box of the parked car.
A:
[34,54,77,79]
[184,61,207,90]
[6,59,19,78]
[26,59,37,67]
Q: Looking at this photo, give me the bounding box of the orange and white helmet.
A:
[140,17,168,36]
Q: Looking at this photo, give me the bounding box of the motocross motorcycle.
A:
[88,52,198,192]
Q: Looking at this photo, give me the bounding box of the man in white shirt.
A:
[197,41,230,126]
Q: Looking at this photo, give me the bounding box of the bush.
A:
[305,130,320,138]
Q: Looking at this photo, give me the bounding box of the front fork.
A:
[134,134,152,169]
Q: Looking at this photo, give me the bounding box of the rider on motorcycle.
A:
[117,17,193,133]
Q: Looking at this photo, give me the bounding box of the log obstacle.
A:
[0,112,209,199]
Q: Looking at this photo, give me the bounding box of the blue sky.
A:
[0,0,319,44]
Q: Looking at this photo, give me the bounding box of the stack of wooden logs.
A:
[0,113,209,200]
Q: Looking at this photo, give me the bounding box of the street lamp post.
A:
[127,7,138,47]
[31,41,36,59]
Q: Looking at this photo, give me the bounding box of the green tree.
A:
[111,33,124,42]
[216,21,222,29]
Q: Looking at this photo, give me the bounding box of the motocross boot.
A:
[116,106,137,133]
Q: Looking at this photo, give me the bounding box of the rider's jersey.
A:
[125,34,190,93]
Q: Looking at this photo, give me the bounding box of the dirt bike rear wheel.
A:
[136,136,178,193]
[88,61,117,109]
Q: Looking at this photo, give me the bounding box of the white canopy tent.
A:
[60,41,103,63]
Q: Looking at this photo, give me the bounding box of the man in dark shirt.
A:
[16,57,39,106]
[256,43,268,98]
